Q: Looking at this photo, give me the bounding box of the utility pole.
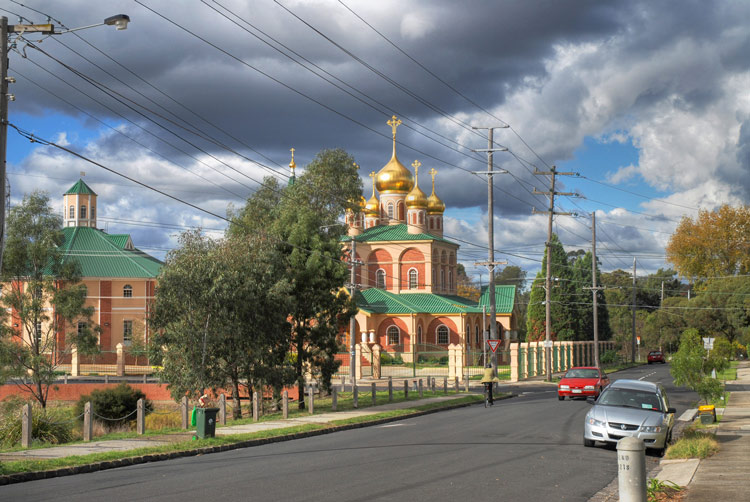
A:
[584,212,604,367]
[533,165,574,381]
[348,236,358,390]
[472,125,508,376]
[631,257,637,363]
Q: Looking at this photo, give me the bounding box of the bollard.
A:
[64,374,68,385]
[104,374,109,384]
[431,377,436,393]
[143,373,147,384]
[181,396,189,430]
[413,380,418,392]
[253,392,260,422]
[282,390,289,419]
[218,394,226,425]
[83,401,93,442]
[418,379,423,398]
[443,377,448,394]
[308,386,315,414]
[21,403,32,448]
[455,377,459,393]
[341,375,345,391]
[388,377,393,402]
[372,382,377,406]
[332,387,338,411]
[464,376,469,392]
[617,437,647,502]
[404,380,409,398]
[353,385,359,409]
[137,398,145,435]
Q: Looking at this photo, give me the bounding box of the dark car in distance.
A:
[647,351,666,364]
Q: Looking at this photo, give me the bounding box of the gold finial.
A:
[429,167,437,193]
[289,148,296,171]
[369,171,376,197]
[411,160,421,181]
[387,115,402,156]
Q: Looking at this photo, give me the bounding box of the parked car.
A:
[583,379,676,456]
[647,351,666,364]
[558,366,609,400]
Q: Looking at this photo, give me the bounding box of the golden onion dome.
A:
[359,195,367,211]
[427,167,445,214]
[405,160,428,209]
[364,171,379,215]
[375,115,414,193]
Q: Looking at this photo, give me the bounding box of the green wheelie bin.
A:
[195,408,220,438]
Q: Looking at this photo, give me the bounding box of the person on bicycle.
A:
[480,365,500,405]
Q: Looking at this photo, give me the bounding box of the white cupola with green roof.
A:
[64,179,97,228]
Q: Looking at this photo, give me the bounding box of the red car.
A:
[648,351,666,364]
[558,366,609,400]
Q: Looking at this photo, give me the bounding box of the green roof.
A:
[477,285,516,312]
[343,223,456,245]
[59,227,162,278]
[354,286,515,315]
[64,179,97,196]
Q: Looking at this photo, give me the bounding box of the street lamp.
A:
[0,14,130,270]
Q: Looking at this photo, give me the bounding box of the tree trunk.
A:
[231,378,242,420]
[296,342,305,410]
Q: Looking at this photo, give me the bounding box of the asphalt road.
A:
[1,363,698,502]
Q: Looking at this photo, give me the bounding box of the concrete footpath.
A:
[0,393,475,463]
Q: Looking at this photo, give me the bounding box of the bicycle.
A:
[484,382,493,407]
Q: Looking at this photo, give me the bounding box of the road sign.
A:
[636,336,641,346]
[487,340,501,353]
[543,340,553,348]
[703,337,715,350]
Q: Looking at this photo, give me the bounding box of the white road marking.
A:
[638,371,657,381]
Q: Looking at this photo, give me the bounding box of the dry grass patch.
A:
[665,428,719,459]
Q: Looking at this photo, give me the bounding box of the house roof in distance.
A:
[343,223,456,246]
[353,285,515,315]
[64,179,97,196]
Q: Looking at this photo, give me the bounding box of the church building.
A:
[342,117,518,355]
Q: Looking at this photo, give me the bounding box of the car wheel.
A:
[583,437,595,448]
[558,395,565,401]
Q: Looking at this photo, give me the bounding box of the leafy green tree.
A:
[149,230,291,418]
[495,265,527,290]
[526,234,578,341]
[456,264,479,301]
[570,251,611,341]
[670,328,724,404]
[0,191,99,408]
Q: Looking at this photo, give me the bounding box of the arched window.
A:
[465,324,470,343]
[419,212,424,224]
[475,325,479,345]
[437,219,441,229]
[440,269,445,290]
[432,267,436,287]
[437,325,449,345]
[91,207,96,219]
[69,205,75,219]
[408,269,418,289]
[449,271,453,290]
[123,284,133,298]
[387,325,400,346]
[417,325,423,345]
[376,269,386,289]
[387,202,394,221]
[428,218,433,229]
[80,205,87,219]
[398,202,404,220]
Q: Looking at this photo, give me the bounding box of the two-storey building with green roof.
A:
[54,180,161,365]
[341,117,518,358]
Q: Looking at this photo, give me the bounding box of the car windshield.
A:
[564,369,600,379]
[598,387,663,412]
[650,352,662,356]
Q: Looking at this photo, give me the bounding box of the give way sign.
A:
[487,340,502,353]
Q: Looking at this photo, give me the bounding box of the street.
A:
[1,364,697,501]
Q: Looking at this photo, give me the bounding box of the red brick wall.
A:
[426,317,459,346]
[399,248,425,290]
[378,317,410,349]
[100,281,112,349]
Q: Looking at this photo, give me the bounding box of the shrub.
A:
[600,350,619,365]
[75,383,153,430]
[665,428,719,459]
[0,402,74,448]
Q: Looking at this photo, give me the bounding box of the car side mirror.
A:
[667,407,676,414]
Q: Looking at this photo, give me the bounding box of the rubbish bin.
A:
[698,404,716,425]
[195,407,219,438]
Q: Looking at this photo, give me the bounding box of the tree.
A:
[526,234,578,341]
[666,205,750,281]
[670,328,724,404]
[149,230,292,418]
[495,265,527,290]
[0,191,99,408]
[456,264,479,301]
[570,251,611,341]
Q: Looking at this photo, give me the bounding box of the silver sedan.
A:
[584,379,676,456]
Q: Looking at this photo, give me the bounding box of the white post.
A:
[617,437,647,502]
[21,403,32,448]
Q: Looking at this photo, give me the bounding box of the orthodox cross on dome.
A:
[289,147,296,171]
[412,159,421,180]
[429,167,437,193]
[387,115,402,155]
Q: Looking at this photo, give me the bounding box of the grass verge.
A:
[0,394,484,476]
[665,427,719,459]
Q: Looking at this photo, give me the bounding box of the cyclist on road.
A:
[480,365,501,405]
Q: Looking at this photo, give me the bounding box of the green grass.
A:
[665,427,719,459]
[0,395,483,476]
[716,366,737,381]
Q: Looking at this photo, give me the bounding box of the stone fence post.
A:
[137,398,145,435]
[372,343,381,379]
[116,343,125,377]
[71,345,80,377]
[447,344,457,380]
[355,343,363,380]
[21,403,32,448]
[509,343,519,382]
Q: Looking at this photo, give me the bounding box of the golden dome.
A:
[427,167,445,214]
[365,171,379,215]
[359,195,367,211]
[375,116,414,193]
[405,160,428,209]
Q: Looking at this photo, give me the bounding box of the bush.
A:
[600,350,619,365]
[380,352,403,365]
[0,400,74,448]
[144,408,181,430]
[75,383,153,430]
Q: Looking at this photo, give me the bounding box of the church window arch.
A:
[387,325,400,346]
[449,270,453,290]
[80,205,87,219]
[408,268,418,290]
[376,269,386,289]
[123,284,133,298]
[69,205,75,219]
[440,269,445,290]
[387,202,394,221]
[437,325,449,345]
[475,325,480,345]
[417,325,423,345]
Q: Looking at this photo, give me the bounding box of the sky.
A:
[3,0,750,284]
